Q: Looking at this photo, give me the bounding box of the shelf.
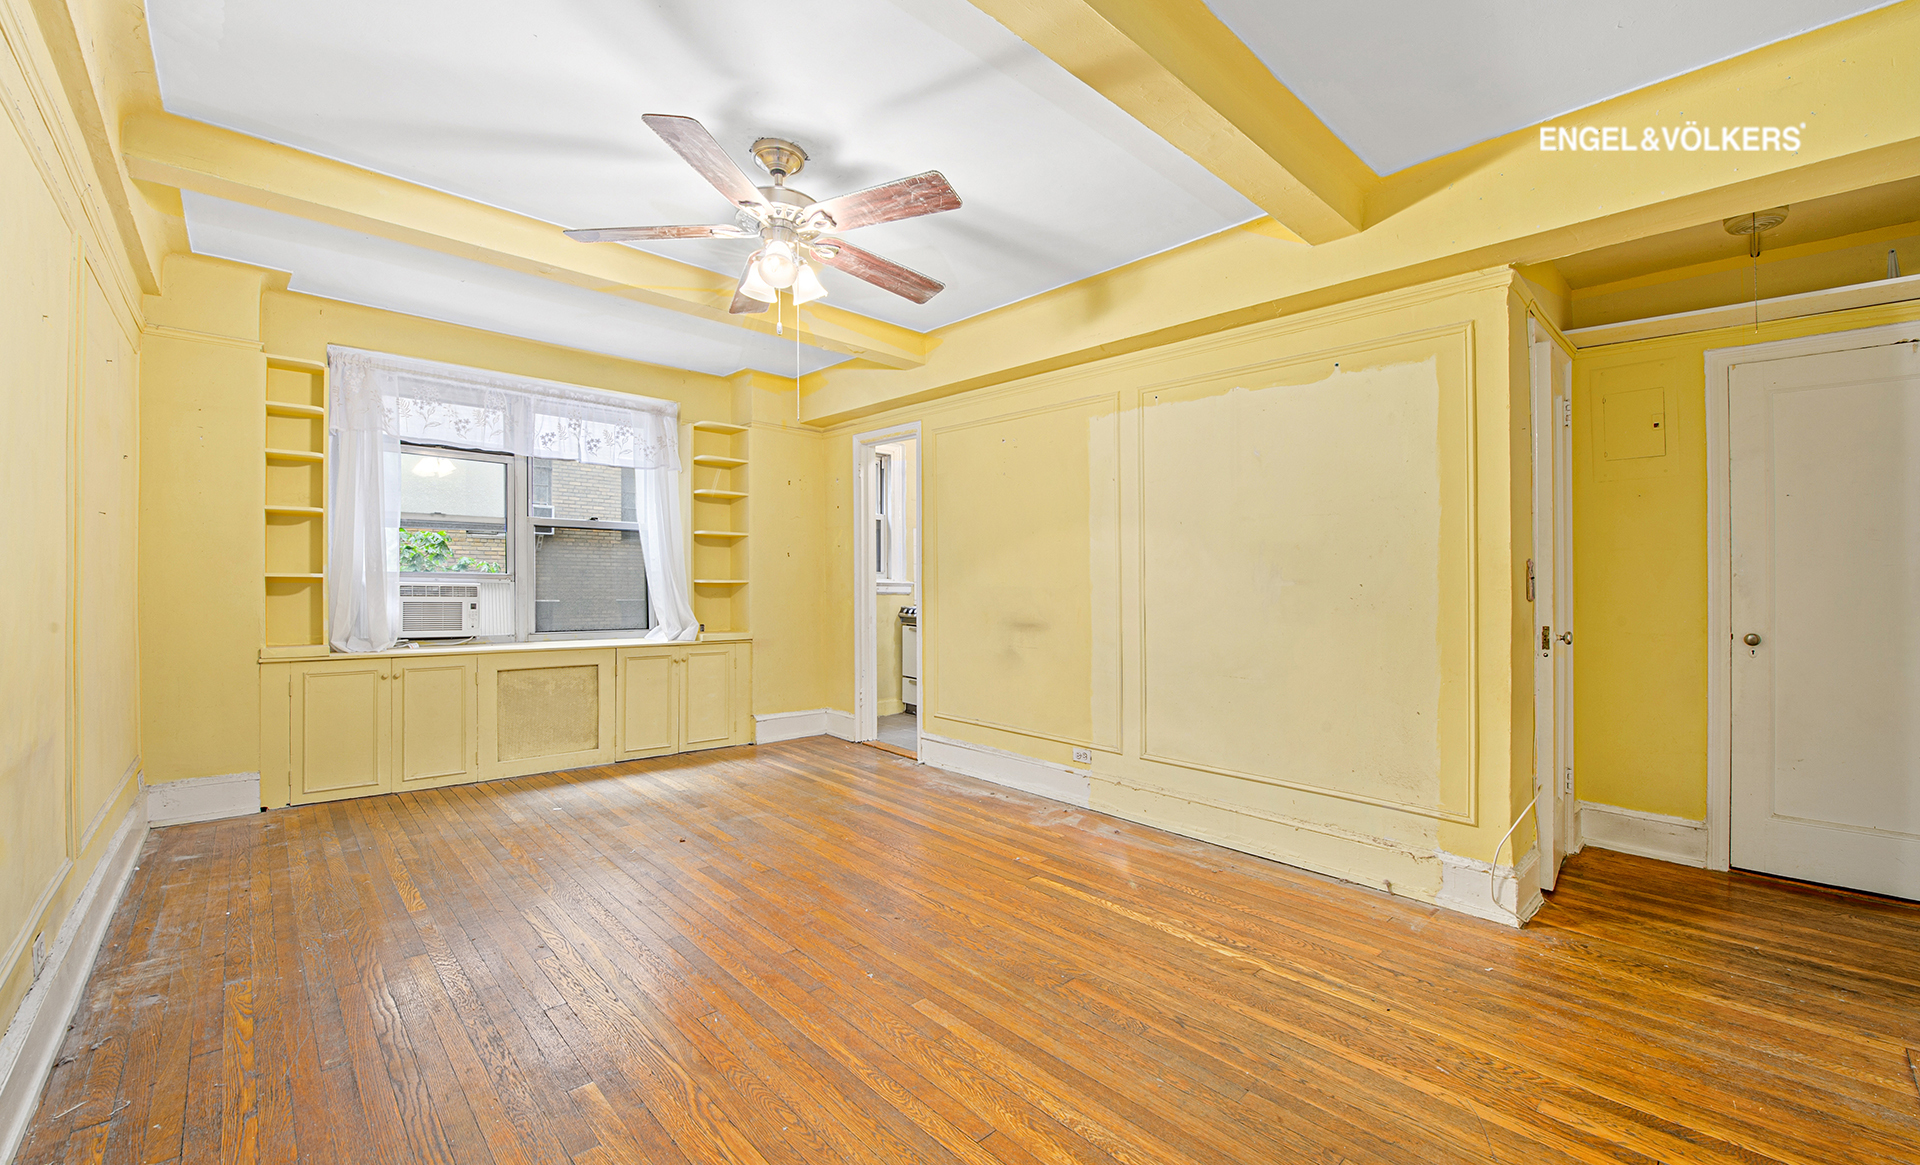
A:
[266,448,325,463]
[265,355,327,372]
[266,401,325,418]
[692,529,747,539]
[266,573,324,581]
[692,489,747,500]
[690,421,747,434]
[693,579,747,586]
[265,505,325,516]
[692,455,747,468]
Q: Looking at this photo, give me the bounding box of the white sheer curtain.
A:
[326,346,698,651]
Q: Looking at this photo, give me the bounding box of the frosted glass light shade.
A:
[739,258,777,303]
[755,239,800,289]
[790,262,827,305]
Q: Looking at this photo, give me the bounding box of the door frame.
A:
[1529,317,1576,890]
[850,421,922,747]
[1704,320,1920,871]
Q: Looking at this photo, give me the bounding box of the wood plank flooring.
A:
[18,737,1920,1163]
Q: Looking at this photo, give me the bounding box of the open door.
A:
[1530,319,1576,890]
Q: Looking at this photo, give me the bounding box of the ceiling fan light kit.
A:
[565,114,961,315]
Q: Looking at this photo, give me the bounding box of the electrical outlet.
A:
[31,933,47,980]
[1072,748,1092,766]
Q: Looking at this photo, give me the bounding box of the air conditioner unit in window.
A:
[400,583,480,637]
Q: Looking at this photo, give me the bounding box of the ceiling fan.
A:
[565,114,961,315]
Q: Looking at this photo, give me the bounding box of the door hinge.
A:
[1563,766,1573,796]
[1560,397,1572,427]
[1525,559,1535,604]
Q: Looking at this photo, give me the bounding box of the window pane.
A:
[399,452,507,573]
[534,527,649,632]
[534,458,635,522]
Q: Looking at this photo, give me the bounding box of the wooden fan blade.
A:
[642,114,767,209]
[565,224,751,243]
[729,263,771,315]
[809,171,960,232]
[812,239,944,303]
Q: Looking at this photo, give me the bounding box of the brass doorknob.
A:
[1743,632,1762,646]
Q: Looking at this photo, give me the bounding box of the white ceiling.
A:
[150,0,1263,375]
[1203,0,1896,175]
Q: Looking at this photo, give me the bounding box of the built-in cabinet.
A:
[262,638,751,806]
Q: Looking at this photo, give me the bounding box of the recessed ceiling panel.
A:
[148,0,1261,346]
[183,193,848,378]
[1203,0,1896,175]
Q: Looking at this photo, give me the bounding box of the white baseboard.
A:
[1435,846,1542,928]
[824,709,856,742]
[1577,801,1708,868]
[754,709,859,744]
[918,733,1091,809]
[0,796,148,1164]
[754,709,830,744]
[146,771,260,827]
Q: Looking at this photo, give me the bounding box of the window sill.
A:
[877,581,914,595]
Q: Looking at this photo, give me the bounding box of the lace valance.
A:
[327,346,680,470]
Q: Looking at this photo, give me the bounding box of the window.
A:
[399,450,509,574]
[872,443,913,595]
[398,443,648,640]
[529,458,647,633]
[874,451,893,577]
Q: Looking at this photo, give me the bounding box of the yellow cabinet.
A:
[616,649,679,759]
[682,644,739,750]
[263,640,750,807]
[289,658,391,803]
[615,641,752,757]
[394,655,478,789]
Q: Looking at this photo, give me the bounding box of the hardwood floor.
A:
[18,737,1920,1164]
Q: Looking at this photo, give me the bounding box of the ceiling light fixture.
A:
[565,115,958,315]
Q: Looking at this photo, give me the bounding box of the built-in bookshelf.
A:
[264,356,327,651]
[686,421,748,634]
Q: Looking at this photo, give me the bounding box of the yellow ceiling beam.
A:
[969,0,1374,243]
[121,113,931,369]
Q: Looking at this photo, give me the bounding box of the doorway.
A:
[1717,330,1920,898]
[1530,319,1576,891]
[852,424,921,758]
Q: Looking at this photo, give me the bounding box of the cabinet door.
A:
[291,659,391,803]
[681,644,738,751]
[617,649,680,759]
[394,656,477,789]
[479,649,615,780]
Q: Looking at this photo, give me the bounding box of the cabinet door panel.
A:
[618,651,679,758]
[293,662,390,801]
[682,646,735,750]
[396,658,476,788]
[479,650,616,780]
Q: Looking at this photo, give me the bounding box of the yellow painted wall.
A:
[0,0,146,1028]
[820,270,1535,908]
[1571,299,1920,820]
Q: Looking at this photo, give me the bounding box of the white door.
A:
[1730,340,1920,898]
[1530,323,1575,890]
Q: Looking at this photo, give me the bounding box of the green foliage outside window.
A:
[399,528,503,573]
